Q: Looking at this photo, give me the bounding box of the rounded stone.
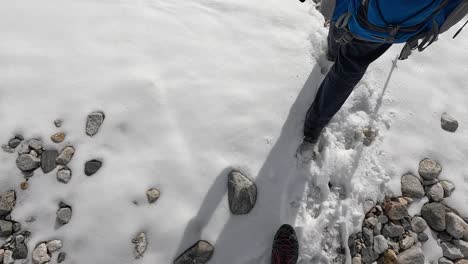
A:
[32,243,51,264]
[56,207,72,225]
[227,170,257,215]
[441,113,459,133]
[86,111,105,137]
[418,159,442,180]
[56,146,75,165]
[440,181,455,198]
[401,174,425,198]
[56,168,72,184]
[84,160,102,176]
[418,232,429,242]
[411,216,428,233]
[16,154,40,172]
[51,132,66,143]
[421,202,448,232]
[427,183,444,202]
[146,188,160,204]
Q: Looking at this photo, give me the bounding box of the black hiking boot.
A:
[271,224,299,264]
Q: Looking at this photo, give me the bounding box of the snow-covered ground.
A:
[0,0,467,263]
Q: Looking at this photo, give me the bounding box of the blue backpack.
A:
[328,0,467,59]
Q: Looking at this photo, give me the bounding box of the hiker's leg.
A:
[326,23,340,61]
[304,39,391,138]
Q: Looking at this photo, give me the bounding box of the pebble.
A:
[383,249,399,264]
[384,200,408,221]
[362,127,378,146]
[3,250,14,264]
[363,200,375,214]
[86,111,105,137]
[41,149,58,173]
[13,242,28,259]
[16,235,25,244]
[20,181,29,190]
[17,143,30,154]
[57,252,66,263]
[2,144,14,153]
[373,222,382,235]
[16,154,40,172]
[56,206,72,225]
[373,235,388,254]
[361,247,378,264]
[417,232,429,242]
[456,260,468,264]
[51,132,66,143]
[418,159,442,180]
[13,222,21,232]
[0,220,13,237]
[440,181,456,198]
[146,188,160,204]
[0,190,16,216]
[32,243,51,264]
[439,231,454,242]
[365,217,379,227]
[28,139,43,152]
[56,168,72,184]
[441,113,459,132]
[421,202,448,232]
[397,246,425,264]
[54,119,63,128]
[453,239,468,257]
[378,215,389,224]
[174,240,214,264]
[352,256,362,264]
[84,159,102,176]
[382,222,405,238]
[423,179,439,186]
[400,236,415,250]
[401,217,412,231]
[446,213,468,239]
[427,183,445,202]
[8,136,23,149]
[411,216,428,233]
[227,170,257,215]
[401,174,425,198]
[363,227,374,247]
[441,242,464,260]
[56,146,75,165]
[46,240,63,253]
[132,232,147,259]
[439,257,454,264]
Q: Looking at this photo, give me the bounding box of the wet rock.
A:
[146,188,160,204]
[421,202,448,232]
[0,191,16,216]
[384,200,408,221]
[423,179,439,186]
[440,181,456,198]
[12,222,21,232]
[441,113,459,132]
[0,220,13,237]
[51,132,65,143]
[383,249,399,264]
[57,167,72,183]
[446,213,468,239]
[427,183,445,202]
[132,232,147,259]
[86,111,105,137]
[417,232,429,242]
[400,236,415,250]
[32,243,51,264]
[84,159,102,176]
[41,149,58,173]
[174,240,214,264]
[439,257,455,264]
[46,240,63,253]
[227,170,257,215]
[441,242,464,260]
[411,216,428,233]
[8,136,23,149]
[56,146,75,165]
[16,154,40,172]
[56,206,72,225]
[3,250,14,264]
[401,174,425,198]
[418,159,442,180]
[13,242,28,259]
[382,222,405,238]
[57,252,66,263]
[398,246,425,264]
[373,235,388,255]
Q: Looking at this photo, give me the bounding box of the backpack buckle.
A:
[388,25,401,36]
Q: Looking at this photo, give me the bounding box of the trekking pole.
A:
[453,20,468,39]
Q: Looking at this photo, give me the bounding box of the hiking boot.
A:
[271,224,299,264]
[296,140,318,163]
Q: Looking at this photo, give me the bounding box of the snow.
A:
[0,0,467,263]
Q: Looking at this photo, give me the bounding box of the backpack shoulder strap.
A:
[440,0,468,34]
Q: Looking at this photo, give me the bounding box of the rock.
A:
[146,188,160,204]
[8,136,23,149]
[13,242,28,259]
[132,232,147,259]
[446,213,468,239]
[427,183,445,202]
[453,239,468,257]
[383,249,399,264]
[54,119,63,128]
[364,200,375,214]
[56,168,72,183]
[352,256,362,264]
[28,139,43,152]
[418,159,442,180]
[84,159,102,176]
[174,240,214,264]
[2,144,14,153]
[51,132,66,143]
[400,236,415,250]
[365,217,379,228]
[398,246,424,264]
[0,191,16,216]
[455,260,468,264]
[56,146,75,165]
[227,170,257,215]
[17,143,30,154]
[401,174,425,198]
[373,235,388,255]
[441,242,464,260]
[16,235,25,244]
[417,232,429,242]
[382,222,405,238]
[41,149,58,173]
[25,216,36,223]
[20,181,29,190]
[57,252,66,263]
[16,154,40,172]
[363,227,374,247]
[362,127,378,146]
[56,206,72,225]
[384,200,408,221]
[46,240,63,253]
[374,222,383,235]
[439,231,454,242]
[3,250,14,264]
[401,217,412,231]
[411,216,428,233]
[361,247,379,264]
[440,181,456,198]
[378,215,389,224]
[439,257,455,264]
[423,179,439,186]
[32,243,51,264]
[421,202,448,232]
[0,220,13,237]
[13,222,21,232]
[441,113,459,132]
[86,111,105,137]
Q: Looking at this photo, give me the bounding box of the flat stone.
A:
[227,170,257,215]
[84,159,102,176]
[418,159,442,180]
[0,220,13,237]
[0,191,16,216]
[441,242,464,260]
[3,250,14,264]
[411,216,428,233]
[427,183,445,202]
[41,149,58,173]
[383,249,399,264]
[418,232,429,242]
[452,239,468,257]
[400,236,415,250]
[56,206,72,225]
[174,240,214,264]
[373,235,388,255]
[146,188,160,204]
[440,181,456,198]
[446,213,468,239]
[132,232,147,259]
[57,252,66,263]
[57,168,72,183]
[86,111,105,137]
[439,257,455,264]
[28,139,43,152]
[384,200,408,221]
[32,243,51,264]
[13,242,28,259]
[401,174,425,198]
[56,146,75,165]
[398,246,425,264]
[421,202,448,232]
[382,222,405,238]
[51,132,66,143]
[46,240,63,253]
[16,154,40,172]
[441,113,459,132]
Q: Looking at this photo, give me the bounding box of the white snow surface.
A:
[0,0,467,263]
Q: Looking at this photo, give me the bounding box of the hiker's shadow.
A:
[175,64,323,264]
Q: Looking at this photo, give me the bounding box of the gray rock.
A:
[86,111,105,137]
[378,215,388,224]
[423,179,439,186]
[418,159,442,180]
[383,249,399,264]
[227,170,257,215]
[401,217,412,231]
[446,213,468,239]
[373,235,388,255]
[57,252,66,263]
[398,246,425,264]
[427,183,445,202]
[382,222,405,238]
[174,240,214,264]
[56,146,75,165]
[32,243,51,264]
[439,257,455,264]
[418,232,429,242]
[452,239,468,257]
[57,168,72,183]
[13,222,21,232]
[84,159,102,176]
[0,191,16,216]
[0,220,13,237]
[16,235,25,244]
[440,181,456,198]
[54,119,63,128]
[456,260,468,264]
[2,144,14,153]
[441,113,459,132]
[401,174,425,198]
[17,143,30,154]
[400,236,415,250]
[441,242,464,260]
[365,217,379,227]
[3,250,14,264]
[363,227,374,247]
[363,200,375,214]
[361,247,378,264]
[8,136,23,149]
[387,239,400,253]
[13,242,28,259]
[16,154,40,172]
[439,231,454,242]
[373,222,382,235]
[132,232,147,259]
[146,188,160,204]
[46,240,63,253]
[384,200,408,221]
[56,206,72,225]
[411,216,428,233]
[352,256,362,264]
[28,139,43,152]
[421,202,448,232]
[41,149,58,173]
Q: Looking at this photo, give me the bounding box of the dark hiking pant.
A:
[303,25,392,138]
